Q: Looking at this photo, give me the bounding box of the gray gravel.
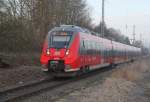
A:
[0,66,51,90]
[14,66,115,102]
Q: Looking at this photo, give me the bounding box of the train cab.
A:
[40,25,84,76]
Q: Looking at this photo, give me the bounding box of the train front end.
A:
[40,27,80,77]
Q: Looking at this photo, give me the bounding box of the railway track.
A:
[0,66,117,102]
[0,78,54,102]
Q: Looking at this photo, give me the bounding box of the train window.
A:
[96,42,99,55]
[107,48,109,57]
[50,35,72,49]
[86,41,88,54]
[90,41,94,55]
[104,47,107,57]
[97,42,99,54]
[80,40,84,55]
[53,36,70,42]
[84,40,88,50]
[83,40,85,48]
[99,43,101,55]
[86,41,90,55]
[93,42,96,55]
[101,44,105,57]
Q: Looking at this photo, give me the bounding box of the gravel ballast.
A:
[0,66,50,90]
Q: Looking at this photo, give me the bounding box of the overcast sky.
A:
[86,0,150,46]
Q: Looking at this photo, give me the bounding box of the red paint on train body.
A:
[40,25,141,77]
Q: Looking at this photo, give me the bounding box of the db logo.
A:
[55,51,60,56]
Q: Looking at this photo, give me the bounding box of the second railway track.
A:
[0,78,54,102]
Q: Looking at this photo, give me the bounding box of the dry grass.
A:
[111,58,150,81]
[56,76,141,102]
[55,58,150,102]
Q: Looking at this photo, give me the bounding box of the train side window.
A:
[97,43,100,55]
[85,40,88,54]
[83,40,85,48]
[101,44,104,57]
[87,41,89,54]
[82,40,86,55]
[93,42,96,55]
[91,41,94,55]
[80,40,83,55]
[96,42,99,55]
[85,40,88,50]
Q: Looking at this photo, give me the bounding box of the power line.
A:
[132,25,136,44]
[125,24,128,35]
[101,0,105,37]
[140,33,143,48]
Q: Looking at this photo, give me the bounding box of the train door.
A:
[110,40,114,64]
[104,46,107,63]
[82,40,86,66]
[80,39,85,66]
[101,43,105,64]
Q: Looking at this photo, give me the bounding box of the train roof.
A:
[50,25,89,33]
[49,25,140,49]
[50,25,92,35]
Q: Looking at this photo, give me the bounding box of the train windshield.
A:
[50,31,73,49]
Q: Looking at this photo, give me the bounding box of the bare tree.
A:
[0,0,92,52]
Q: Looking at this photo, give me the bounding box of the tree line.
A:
[94,23,131,45]
[0,0,93,52]
[0,0,141,53]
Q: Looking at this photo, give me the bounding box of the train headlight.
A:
[46,49,50,55]
[66,50,70,55]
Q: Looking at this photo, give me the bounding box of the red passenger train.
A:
[40,25,141,77]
